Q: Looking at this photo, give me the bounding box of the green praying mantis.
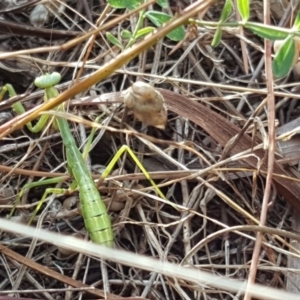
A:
[0,72,166,247]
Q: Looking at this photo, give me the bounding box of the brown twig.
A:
[244,1,275,299]
[0,19,80,39]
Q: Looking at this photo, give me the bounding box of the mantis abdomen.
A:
[56,115,114,247]
[35,73,114,246]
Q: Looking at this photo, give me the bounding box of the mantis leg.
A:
[28,187,69,225]
[81,114,105,161]
[0,84,50,133]
[9,177,67,221]
[101,145,166,200]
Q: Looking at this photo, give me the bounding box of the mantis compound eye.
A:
[34,72,62,89]
[123,81,168,129]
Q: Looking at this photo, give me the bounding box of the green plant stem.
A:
[127,9,146,48]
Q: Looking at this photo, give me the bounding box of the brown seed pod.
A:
[123,81,168,129]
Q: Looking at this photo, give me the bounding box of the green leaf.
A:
[211,27,222,47]
[166,25,185,42]
[135,27,155,39]
[273,36,296,78]
[108,0,143,10]
[237,0,249,21]
[145,11,172,26]
[245,23,289,40]
[219,0,233,23]
[145,11,185,41]
[157,0,169,9]
[121,30,132,39]
[106,32,124,50]
[293,9,300,31]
